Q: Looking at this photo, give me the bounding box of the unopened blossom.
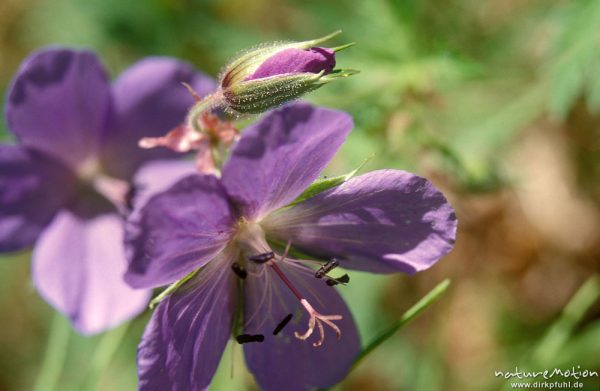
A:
[142,32,356,174]
[216,30,356,115]
[0,48,213,334]
[126,103,457,390]
[181,30,357,140]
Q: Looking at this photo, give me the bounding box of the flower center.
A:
[236,221,343,347]
[76,157,132,213]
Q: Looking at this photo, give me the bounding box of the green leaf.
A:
[288,155,373,206]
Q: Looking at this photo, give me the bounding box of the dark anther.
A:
[315,258,339,278]
[247,251,275,264]
[231,263,247,279]
[273,313,293,335]
[326,274,350,286]
[236,334,265,344]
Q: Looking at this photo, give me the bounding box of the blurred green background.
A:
[1,0,599,390]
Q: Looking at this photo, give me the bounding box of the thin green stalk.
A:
[500,275,600,391]
[532,274,600,367]
[352,279,451,369]
[81,322,131,391]
[185,94,219,133]
[34,314,71,391]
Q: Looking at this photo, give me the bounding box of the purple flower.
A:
[126,102,457,390]
[0,48,214,334]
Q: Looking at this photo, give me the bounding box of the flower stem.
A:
[352,278,451,369]
[33,314,70,391]
[185,94,218,133]
[210,143,224,175]
[81,322,131,391]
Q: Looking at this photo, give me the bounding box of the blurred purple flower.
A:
[126,103,457,390]
[0,48,214,334]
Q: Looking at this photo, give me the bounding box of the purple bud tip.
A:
[246,47,336,81]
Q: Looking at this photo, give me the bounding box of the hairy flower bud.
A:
[217,30,357,115]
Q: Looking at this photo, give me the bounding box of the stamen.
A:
[235,334,264,344]
[244,240,343,347]
[247,251,274,264]
[231,263,247,279]
[326,273,350,286]
[315,258,339,278]
[273,313,293,335]
[270,260,343,347]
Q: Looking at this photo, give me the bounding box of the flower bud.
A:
[217,31,357,115]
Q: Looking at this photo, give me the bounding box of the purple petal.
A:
[248,47,336,80]
[243,260,360,391]
[125,174,236,289]
[32,210,150,335]
[101,58,216,180]
[221,103,352,220]
[137,250,237,391]
[0,145,75,252]
[263,170,457,274]
[6,48,111,169]
[131,159,198,210]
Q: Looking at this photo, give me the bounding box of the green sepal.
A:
[318,68,360,84]
[294,30,342,50]
[288,154,373,207]
[223,71,326,114]
[330,42,356,52]
[148,269,199,309]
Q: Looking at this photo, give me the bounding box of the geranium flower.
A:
[0,48,213,334]
[126,103,457,390]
